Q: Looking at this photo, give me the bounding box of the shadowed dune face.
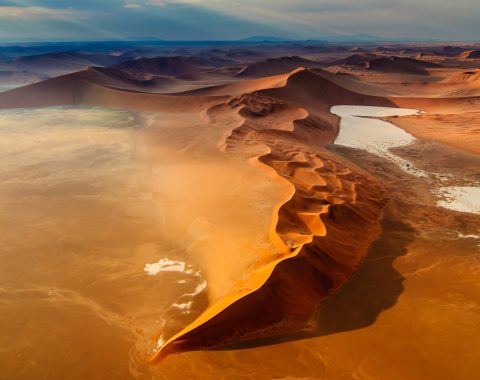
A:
[237,56,323,78]
[0,70,48,92]
[112,56,215,79]
[366,56,441,75]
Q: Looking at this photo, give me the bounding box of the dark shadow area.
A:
[215,217,416,351]
[310,218,415,336]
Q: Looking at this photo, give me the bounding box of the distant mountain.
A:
[320,33,383,42]
[239,36,293,42]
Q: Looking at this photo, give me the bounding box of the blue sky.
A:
[0,0,479,42]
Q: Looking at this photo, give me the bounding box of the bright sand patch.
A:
[437,186,480,215]
[331,105,480,215]
[331,105,424,176]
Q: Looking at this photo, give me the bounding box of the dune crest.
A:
[151,70,387,362]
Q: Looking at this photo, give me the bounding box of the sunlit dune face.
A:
[138,112,292,303]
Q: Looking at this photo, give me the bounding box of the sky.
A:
[0,0,479,42]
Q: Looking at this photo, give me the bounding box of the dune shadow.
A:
[309,218,415,336]
[215,217,416,351]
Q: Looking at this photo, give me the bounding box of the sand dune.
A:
[1,52,479,370]
[440,46,466,56]
[2,52,124,78]
[0,70,48,92]
[174,69,303,97]
[332,53,378,66]
[387,112,480,155]
[437,69,480,96]
[112,56,216,78]
[225,49,264,61]
[150,69,390,360]
[81,66,179,92]
[457,50,480,59]
[0,69,228,112]
[444,69,480,84]
[150,67,480,360]
[367,56,441,75]
[237,56,323,78]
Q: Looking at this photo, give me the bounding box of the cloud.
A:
[151,0,480,40]
[0,0,479,41]
[0,6,77,19]
[148,0,204,5]
[123,3,141,8]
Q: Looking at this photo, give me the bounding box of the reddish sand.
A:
[1,44,479,379]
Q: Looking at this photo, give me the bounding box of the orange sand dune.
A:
[332,52,379,66]
[151,68,480,360]
[151,70,390,361]
[176,68,303,97]
[112,56,215,78]
[456,50,480,59]
[387,112,480,155]
[3,51,122,77]
[367,56,441,75]
[0,70,228,112]
[1,66,478,365]
[444,69,480,84]
[237,56,323,78]
[82,66,178,92]
[437,69,480,96]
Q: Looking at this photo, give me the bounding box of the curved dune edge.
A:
[149,104,301,364]
[150,70,388,363]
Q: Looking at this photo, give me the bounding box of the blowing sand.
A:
[0,105,292,378]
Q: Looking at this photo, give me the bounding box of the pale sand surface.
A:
[438,186,480,214]
[0,106,289,378]
[332,105,480,215]
[331,105,424,176]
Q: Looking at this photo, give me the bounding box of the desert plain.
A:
[0,41,479,379]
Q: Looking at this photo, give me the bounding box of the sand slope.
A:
[0,69,228,112]
[367,56,441,75]
[237,56,323,78]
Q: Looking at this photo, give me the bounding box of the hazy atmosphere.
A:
[0,0,479,41]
